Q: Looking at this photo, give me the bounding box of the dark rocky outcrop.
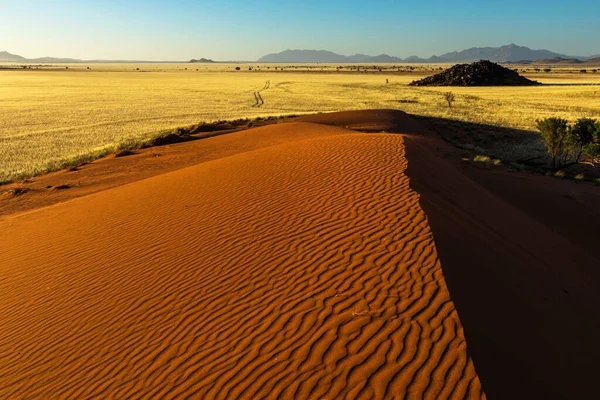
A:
[409,60,540,86]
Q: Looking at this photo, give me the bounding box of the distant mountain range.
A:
[258,44,599,64]
[0,51,83,63]
[0,51,185,64]
[2,45,600,65]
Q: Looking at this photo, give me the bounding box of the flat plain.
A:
[1,63,599,182]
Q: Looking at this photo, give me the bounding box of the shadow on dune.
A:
[298,109,600,399]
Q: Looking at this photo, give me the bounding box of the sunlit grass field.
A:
[1,63,599,183]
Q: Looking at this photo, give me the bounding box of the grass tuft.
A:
[473,155,491,163]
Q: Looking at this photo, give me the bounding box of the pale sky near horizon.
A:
[2,0,599,61]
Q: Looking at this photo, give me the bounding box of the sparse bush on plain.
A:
[2,65,599,184]
[536,117,569,170]
[537,117,600,170]
[568,118,598,162]
[444,92,455,108]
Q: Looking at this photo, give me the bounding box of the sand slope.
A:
[404,133,600,399]
[0,124,484,398]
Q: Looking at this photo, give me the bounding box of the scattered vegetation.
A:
[1,65,599,183]
[444,92,456,108]
[536,117,600,170]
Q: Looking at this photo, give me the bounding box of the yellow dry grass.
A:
[1,64,599,183]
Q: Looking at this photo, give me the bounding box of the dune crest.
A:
[0,127,484,398]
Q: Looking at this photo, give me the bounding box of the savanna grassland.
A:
[1,63,599,183]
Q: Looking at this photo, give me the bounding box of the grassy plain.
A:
[1,63,599,183]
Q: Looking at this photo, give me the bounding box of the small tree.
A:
[536,117,569,170]
[444,92,455,108]
[580,120,600,166]
[568,118,597,162]
[544,68,551,73]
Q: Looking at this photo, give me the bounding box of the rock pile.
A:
[409,60,540,86]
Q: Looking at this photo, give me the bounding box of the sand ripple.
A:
[0,126,484,399]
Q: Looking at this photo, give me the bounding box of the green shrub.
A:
[536,117,569,170]
[568,118,598,162]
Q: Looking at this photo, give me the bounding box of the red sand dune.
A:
[0,122,484,398]
[2,110,599,399]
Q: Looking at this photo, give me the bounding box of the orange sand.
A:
[0,122,484,398]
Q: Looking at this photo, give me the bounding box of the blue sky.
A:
[2,0,599,60]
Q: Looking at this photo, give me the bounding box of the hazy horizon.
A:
[2,0,599,61]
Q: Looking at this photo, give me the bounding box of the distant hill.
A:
[0,51,87,63]
[433,44,570,63]
[258,44,594,64]
[32,56,83,63]
[532,57,583,65]
[258,49,404,63]
[583,57,600,66]
[259,50,365,63]
[517,57,600,66]
[0,51,26,62]
[189,58,215,63]
[0,50,205,64]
